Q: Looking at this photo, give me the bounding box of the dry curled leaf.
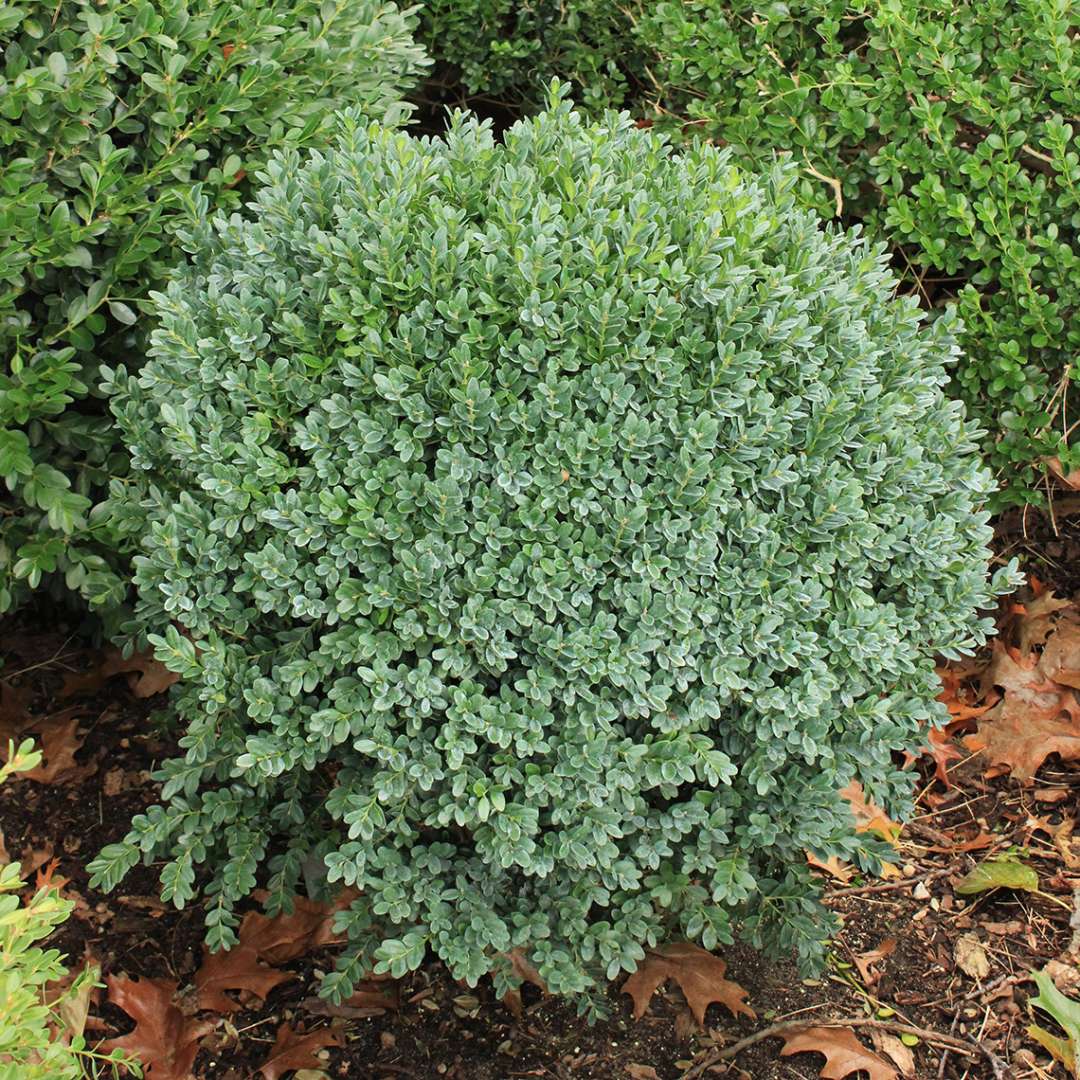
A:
[839,781,902,846]
[854,939,896,988]
[193,944,293,1013]
[622,942,754,1025]
[257,1022,342,1080]
[954,597,1080,782]
[102,975,215,1080]
[953,932,990,981]
[62,646,179,699]
[303,979,398,1019]
[870,1031,915,1077]
[22,709,94,785]
[780,1026,898,1080]
[965,698,1080,781]
[240,890,355,965]
[500,947,549,1018]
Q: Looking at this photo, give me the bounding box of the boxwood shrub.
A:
[635,0,1080,506]
[0,0,427,617]
[90,90,1015,1009]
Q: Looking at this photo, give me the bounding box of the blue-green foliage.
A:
[91,88,1016,1010]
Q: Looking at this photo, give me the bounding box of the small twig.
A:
[938,999,962,1079]
[680,1017,1012,1080]
[825,866,952,899]
[802,158,844,217]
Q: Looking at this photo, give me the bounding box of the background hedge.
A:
[0,0,427,618]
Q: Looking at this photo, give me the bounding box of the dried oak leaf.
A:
[0,680,32,743]
[1041,622,1080,689]
[839,781,901,846]
[806,852,855,883]
[980,641,1070,710]
[1016,591,1075,655]
[964,698,1080,781]
[193,944,293,1013]
[500,947,549,1018]
[622,942,754,1025]
[780,1026,897,1080]
[62,647,179,700]
[303,979,398,1019]
[257,1022,342,1080]
[102,974,215,1080]
[853,939,895,988]
[22,708,95,785]
[921,727,963,788]
[240,890,357,965]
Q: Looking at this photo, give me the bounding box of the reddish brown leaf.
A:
[22,709,95,785]
[920,727,963,788]
[102,975,215,1080]
[1040,622,1080,689]
[257,1022,342,1080]
[238,892,353,965]
[0,680,32,743]
[853,939,896,988]
[193,945,293,1013]
[839,781,901,846]
[964,698,1080,781]
[622,942,754,1025]
[780,1026,898,1080]
[500,947,548,1018]
[980,641,1066,708]
[62,647,179,700]
[303,979,398,1019]
[806,851,855,883]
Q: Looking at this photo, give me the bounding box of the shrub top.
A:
[97,87,1014,1003]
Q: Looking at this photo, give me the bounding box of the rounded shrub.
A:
[92,89,1015,1007]
[0,0,427,617]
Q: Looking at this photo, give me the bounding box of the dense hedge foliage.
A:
[635,0,1080,505]
[0,0,427,616]
[417,0,642,111]
[90,93,1014,1007]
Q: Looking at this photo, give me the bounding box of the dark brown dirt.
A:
[1,590,1077,1080]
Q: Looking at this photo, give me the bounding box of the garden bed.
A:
[2,509,1078,1079]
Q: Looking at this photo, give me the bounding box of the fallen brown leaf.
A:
[622,942,754,1025]
[257,1022,342,1080]
[870,1031,915,1077]
[239,891,355,965]
[840,781,901,846]
[303,979,398,1019]
[953,932,990,981]
[500,947,549,1018]
[102,974,215,1080]
[807,852,855,883]
[854,939,896,988]
[780,1026,897,1080]
[626,1066,661,1080]
[964,698,1080,781]
[22,709,95,785]
[193,945,293,1013]
[62,647,179,700]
